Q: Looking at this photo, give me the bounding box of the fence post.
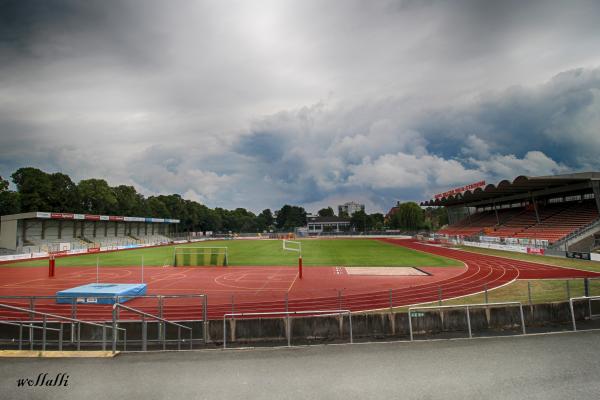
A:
[286,314,291,347]
[18,323,23,350]
[408,309,414,341]
[465,306,472,339]
[112,305,117,354]
[570,299,577,331]
[389,289,393,311]
[438,287,442,306]
[76,322,81,351]
[348,312,353,344]
[142,316,147,351]
[527,281,533,305]
[178,326,181,351]
[484,284,488,304]
[59,324,63,351]
[566,280,571,301]
[223,317,227,349]
[202,296,208,345]
[584,278,590,297]
[519,304,526,334]
[42,316,47,351]
[158,296,163,341]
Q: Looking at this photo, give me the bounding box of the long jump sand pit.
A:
[343,267,429,276]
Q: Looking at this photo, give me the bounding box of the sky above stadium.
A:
[1,0,600,213]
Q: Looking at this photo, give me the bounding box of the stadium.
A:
[1,172,600,352]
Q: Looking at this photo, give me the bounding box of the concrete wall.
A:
[0,301,596,350]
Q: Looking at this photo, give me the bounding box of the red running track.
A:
[0,239,597,321]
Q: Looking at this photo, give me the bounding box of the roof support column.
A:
[493,202,500,225]
[592,181,600,214]
[531,193,541,223]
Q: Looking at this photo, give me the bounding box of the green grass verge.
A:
[2,239,462,268]
[457,245,600,273]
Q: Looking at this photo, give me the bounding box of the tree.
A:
[49,173,80,212]
[318,207,335,217]
[275,205,307,230]
[11,167,53,212]
[389,202,425,231]
[256,209,274,232]
[78,179,117,214]
[350,210,368,232]
[0,176,20,215]
[113,185,147,216]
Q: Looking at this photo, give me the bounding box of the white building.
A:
[338,201,365,216]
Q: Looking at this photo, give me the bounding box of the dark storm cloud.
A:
[1,0,600,212]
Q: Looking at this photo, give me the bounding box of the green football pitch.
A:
[2,239,462,268]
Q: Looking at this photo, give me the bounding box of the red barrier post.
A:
[298,256,303,279]
[48,255,55,277]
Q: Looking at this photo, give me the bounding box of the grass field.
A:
[1,239,462,268]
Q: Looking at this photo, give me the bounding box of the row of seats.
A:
[439,201,599,244]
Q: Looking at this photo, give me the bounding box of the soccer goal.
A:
[173,246,228,267]
[283,240,303,279]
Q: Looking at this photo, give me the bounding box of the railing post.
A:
[42,316,47,351]
[18,323,23,350]
[102,325,107,351]
[202,296,208,345]
[178,326,182,351]
[484,284,488,304]
[189,326,193,350]
[389,289,393,311]
[465,306,472,339]
[570,299,577,331]
[286,314,291,347]
[158,296,164,341]
[519,304,526,334]
[142,316,147,351]
[408,309,414,341]
[223,317,227,349]
[438,287,442,306]
[348,312,353,344]
[566,280,571,301]
[112,305,117,354]
[59,323,63,351]
[77,322,81,351]
[527,281,533,305]
[162,321,166,351]
[29,297,35,348]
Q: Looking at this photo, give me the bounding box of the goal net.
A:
[173,246,228,267]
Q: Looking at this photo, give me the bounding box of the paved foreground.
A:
[2,331,600,400]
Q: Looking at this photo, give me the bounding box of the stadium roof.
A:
[421,172,600,207]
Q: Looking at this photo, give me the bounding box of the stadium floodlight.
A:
[173,246,228,267]
[283,240,303,279]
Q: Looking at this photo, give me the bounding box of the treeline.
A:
[386,202,448,231]
[0,167,447,233]
[0,167,300,233]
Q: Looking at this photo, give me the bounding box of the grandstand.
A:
[0,212,179,254]
[423,173,600,251]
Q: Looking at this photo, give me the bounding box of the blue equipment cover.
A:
[56,283,147,304]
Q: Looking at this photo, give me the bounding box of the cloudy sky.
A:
[1,0,600,213]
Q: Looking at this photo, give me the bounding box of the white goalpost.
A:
[283,240,303,278]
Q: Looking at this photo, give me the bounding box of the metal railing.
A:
[408,302,526,341]
[112,303,193,353]
[222,310,353,349]
[0,303,126,351]
[569,295,600,331]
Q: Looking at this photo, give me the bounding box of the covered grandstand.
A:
[422,172,600,252]
[0,212,180,254]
